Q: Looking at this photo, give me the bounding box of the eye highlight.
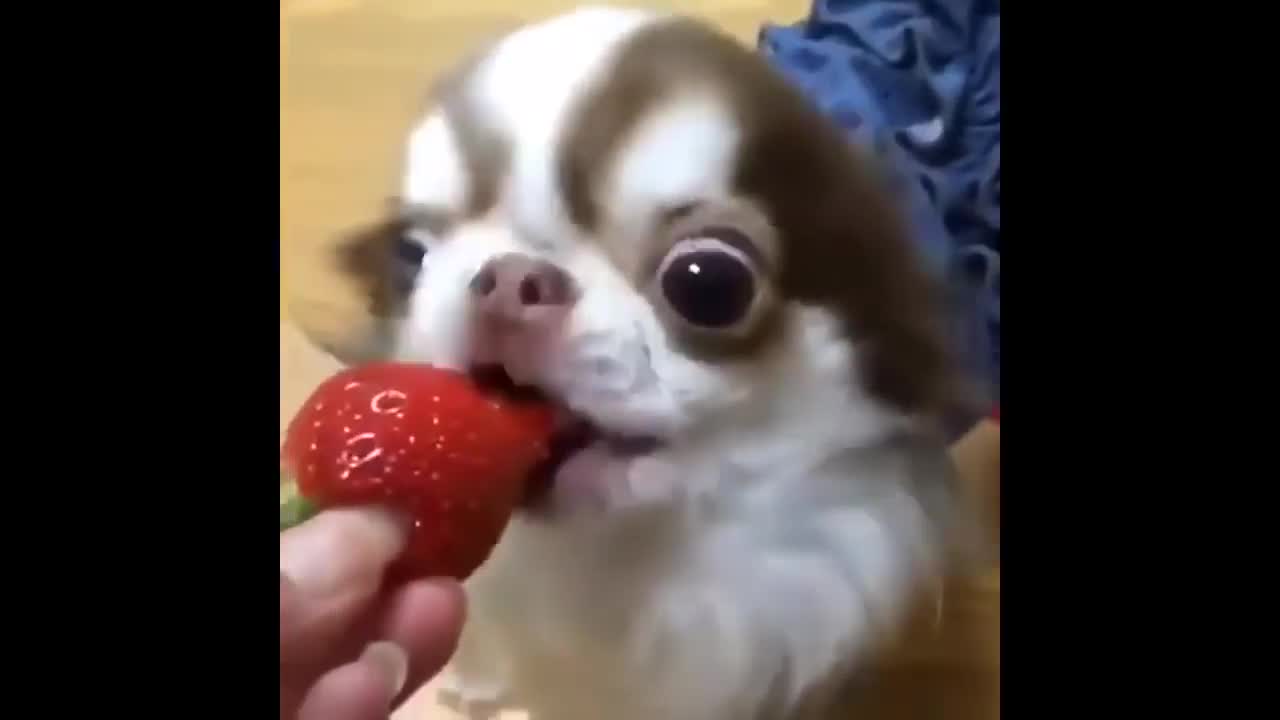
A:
[658,233,758,329]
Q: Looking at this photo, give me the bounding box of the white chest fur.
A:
[444,437,946,720]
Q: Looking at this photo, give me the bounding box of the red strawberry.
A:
[280,362,554,581]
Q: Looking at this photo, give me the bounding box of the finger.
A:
[280,507,408,667]
[283,586,388,693]
[280,506,408,598]
[281,579,388,719]
[379,579,467,705]
[283,581,464,718]
[281,573,306,648]
[296,642,408,720]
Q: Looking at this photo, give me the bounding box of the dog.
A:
[310,6,977,719]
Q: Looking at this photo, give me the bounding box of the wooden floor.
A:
[280,2,999,718]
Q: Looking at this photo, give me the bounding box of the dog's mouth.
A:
[470,364,663,508]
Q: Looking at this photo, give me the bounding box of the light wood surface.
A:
[280,2,999,718]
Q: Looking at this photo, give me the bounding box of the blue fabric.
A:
[759,0,1001,412]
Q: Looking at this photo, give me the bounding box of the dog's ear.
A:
[735,115,982,427]
[286,214,409,367]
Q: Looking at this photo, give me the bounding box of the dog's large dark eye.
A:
[660,236,757,329]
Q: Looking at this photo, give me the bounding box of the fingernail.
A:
[361,641,409,697]
[279,506,409,597]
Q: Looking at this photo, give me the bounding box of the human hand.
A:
[280,507,466,720]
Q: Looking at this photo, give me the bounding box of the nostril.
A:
[519,276,542,305]
[471,254,578,313]
[470,266,497,297]
[530,263,576,306]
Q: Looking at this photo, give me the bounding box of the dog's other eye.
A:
[389,233,427,296]
[394,233,427,266]
[659,232,757,329]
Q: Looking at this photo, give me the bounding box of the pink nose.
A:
[469,253,578,325]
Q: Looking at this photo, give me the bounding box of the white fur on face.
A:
[403,112,470,214]
[604,93,741,239]
[393,220,524,370]
[397,153,746,448]
[395,5,756,451]
[387,7,950,720]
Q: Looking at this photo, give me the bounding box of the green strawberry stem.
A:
[280,468,318,531]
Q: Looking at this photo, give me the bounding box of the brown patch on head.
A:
[558,16,965,417]
[422,40,510,219]
[556,20,690,234]
[556,21,787,361]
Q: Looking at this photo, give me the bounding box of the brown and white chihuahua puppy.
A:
[315,6,976,719]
